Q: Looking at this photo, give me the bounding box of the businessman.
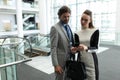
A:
[50,5,76,80]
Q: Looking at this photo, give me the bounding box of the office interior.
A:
[0,0,120,80]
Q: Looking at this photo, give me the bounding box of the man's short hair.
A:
[58,6,71,18]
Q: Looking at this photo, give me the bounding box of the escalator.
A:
[24,33,50,57]
[0,36,32,80]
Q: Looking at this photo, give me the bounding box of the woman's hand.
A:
[78,44,88,51]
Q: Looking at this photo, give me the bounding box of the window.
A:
[51,0,117,45]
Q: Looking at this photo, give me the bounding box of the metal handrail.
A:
[0,36,32,70]
[25,33,50,48]
[0,58,32,68]
[0,36,33,57]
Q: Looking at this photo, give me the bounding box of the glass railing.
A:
[24,33,50,57]
[0,36,32,80]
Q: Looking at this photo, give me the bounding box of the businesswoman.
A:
[76,9,99,80]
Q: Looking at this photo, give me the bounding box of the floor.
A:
[17,45,120,80]
[25,46,108,74]
[26,55,54,74]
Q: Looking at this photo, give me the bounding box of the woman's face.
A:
[81,13,91,29]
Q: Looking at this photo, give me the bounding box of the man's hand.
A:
[71,47,78,53]
[54,65,63,74]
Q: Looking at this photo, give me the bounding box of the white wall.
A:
[38,0,51,34]
[116,0,120,32]
[115,0,120,45]
[39,0,47,34]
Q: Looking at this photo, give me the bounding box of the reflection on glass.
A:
[23,14,38,30]
[22,0,38,8]
[51,0,117,45]
[24,33,50,57]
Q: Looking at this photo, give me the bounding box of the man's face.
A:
[60,12,71,24]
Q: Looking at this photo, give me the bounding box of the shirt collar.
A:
[60,21,68,27]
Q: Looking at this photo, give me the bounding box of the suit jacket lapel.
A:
[59,22,69,41]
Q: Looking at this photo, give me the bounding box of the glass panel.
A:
[0,15,16,32]
[0,36,32,80]
[0,65,17,80]
[23,14,38,31]
[0,45,17,80]
[0,67,7,80]
[6,66,15,80]
[24,33,50,57]
[0,0,16,7]
[51,0,117,45]
[22,0,38,8]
